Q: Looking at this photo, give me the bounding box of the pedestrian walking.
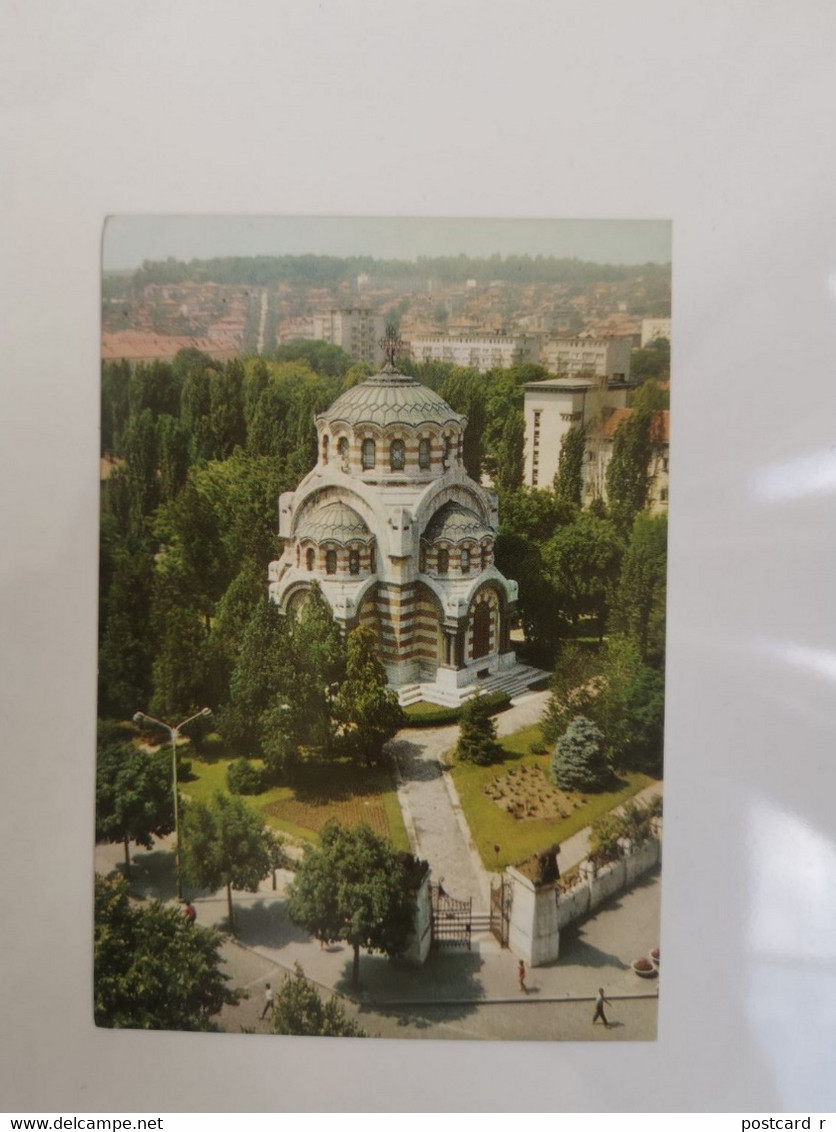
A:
[184,902,196,925]
[518,959,527,993]
[592,987,611,1027]
[260,983,274,1020]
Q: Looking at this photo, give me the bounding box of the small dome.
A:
[321,365,465,430]
[295,500,371,544]
[424,501,492,543]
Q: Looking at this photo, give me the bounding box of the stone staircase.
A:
[397,664,549,709]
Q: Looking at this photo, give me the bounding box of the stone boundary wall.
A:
[555,836,661,931]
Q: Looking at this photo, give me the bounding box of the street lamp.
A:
[133,707,211,900]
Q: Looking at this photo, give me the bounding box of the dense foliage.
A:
[455,692,504,766]
[94,874,235,1030]
[551,715,610,792]
[95,737,174,872]
[333,627,405,765]
[181,792,274,927]
[269,963,366,1038]
[288,822,418,986]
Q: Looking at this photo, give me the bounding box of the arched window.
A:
[390,438,405,471]
[461,548,471,574]
[337,436,349,470]
[305,547,315,571]
[418,437,431,470]
[481,544,490,570]
[442,436,451,467]
[348,548,360,575]
[437,548,449,575]
[325,549,337,575]
[362,438,376,469]
[322,434,329,463]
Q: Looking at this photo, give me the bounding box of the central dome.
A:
[321,364,466,430]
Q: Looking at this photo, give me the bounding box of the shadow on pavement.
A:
[233,898,311,949]
[344,948,487,1024]
[556,924,631,971]
[388,739,443,782]
[120,849,178,903]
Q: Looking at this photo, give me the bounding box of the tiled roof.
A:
[602,407,669,442]
[296,500,371,543]
[424,502,492,543]
[321,365,465,429]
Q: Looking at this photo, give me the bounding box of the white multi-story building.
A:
[523,375,630,488]
[540,336,631,382]
[640,318,672,347]
[313,308,387,367]
[408,332,540,373]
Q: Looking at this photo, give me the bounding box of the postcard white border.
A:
[3,0,836,1113]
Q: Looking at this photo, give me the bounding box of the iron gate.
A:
[490,875,511,947]
[430,883,472,949]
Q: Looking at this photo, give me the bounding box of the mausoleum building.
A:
[268,356,543,705]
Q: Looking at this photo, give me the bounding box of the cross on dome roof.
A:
[379,330,404,370]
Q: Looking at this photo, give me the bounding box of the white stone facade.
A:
[523,376,630,488]
[540,336,631,381]
[269,362,537,704]
[408,332,540,373]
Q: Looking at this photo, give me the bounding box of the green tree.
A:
[606,406,654,534]
[439,368,486,480]
[630,338,670,384]
[333,627,404,765]
[554,425,585,507]
[629,377,669,412]
[492,409,525,493]
[609,513,668,665]
[288,822,416,986]
[287,583,346,749]
[551,715,610,792]
[95,740,174,873]
[541,643,601,747]
[342,362,374,390]
[218,596,291,758]
[269,963,366,1037]
[156,413,190,502]
[544,512,623,637]
[202,560,267,710]
[98,550,155,718]
[182,793,273,929]
[455,692,504,765]
[208,359,247,460]
[149,604,209,721]
[94,874,235,1030]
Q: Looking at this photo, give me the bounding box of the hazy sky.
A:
[102,216,671,272]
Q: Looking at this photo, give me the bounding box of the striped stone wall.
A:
[413,584,443,668]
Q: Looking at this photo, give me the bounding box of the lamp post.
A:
[133,707,211,900]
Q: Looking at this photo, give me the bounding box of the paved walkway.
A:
[387,688,661,908]
[93,686,662,1041]
[95,833,660,1041]
[389,689,553,910]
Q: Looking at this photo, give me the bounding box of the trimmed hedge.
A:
[403,690,511,728]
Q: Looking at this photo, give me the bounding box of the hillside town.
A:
[96,244,669,1041]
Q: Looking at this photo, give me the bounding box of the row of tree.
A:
[126,252,672,291]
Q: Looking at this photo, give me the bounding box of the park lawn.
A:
[181,747,410,852]
[448,723,656,870]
